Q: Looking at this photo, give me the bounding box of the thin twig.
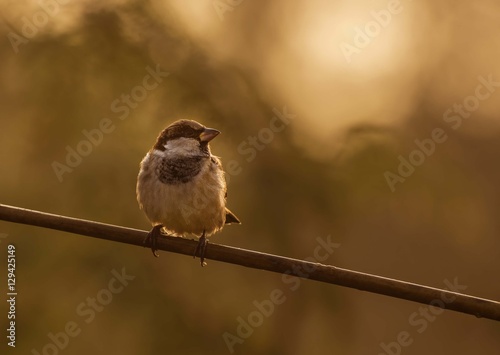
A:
[0,203,499,321]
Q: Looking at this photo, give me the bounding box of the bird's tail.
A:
[225,208,241,224]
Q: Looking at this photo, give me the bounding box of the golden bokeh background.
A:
[1,0,499,354]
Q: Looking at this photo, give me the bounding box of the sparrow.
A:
[136,119,240,266]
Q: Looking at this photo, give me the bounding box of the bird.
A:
[136,119,240,266]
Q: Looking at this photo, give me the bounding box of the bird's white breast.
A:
[136,150,226,237]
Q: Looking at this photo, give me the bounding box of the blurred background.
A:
[1,0,500,354]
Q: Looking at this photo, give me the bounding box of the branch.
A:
[0,203,499,321]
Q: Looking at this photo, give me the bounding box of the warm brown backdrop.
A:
[1,1,499,354]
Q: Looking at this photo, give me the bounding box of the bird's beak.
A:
[199,127,220,142]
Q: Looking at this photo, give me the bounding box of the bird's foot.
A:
[193,230,208,267]
[144,225,163,257]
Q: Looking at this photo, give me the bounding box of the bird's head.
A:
[152,120,220,157]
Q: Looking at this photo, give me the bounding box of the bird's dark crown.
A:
[153,120,206,151]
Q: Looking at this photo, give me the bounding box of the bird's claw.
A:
[193,231,208,267]
[144,225,163,257]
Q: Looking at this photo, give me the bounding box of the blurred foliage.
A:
[0,0,499,354]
